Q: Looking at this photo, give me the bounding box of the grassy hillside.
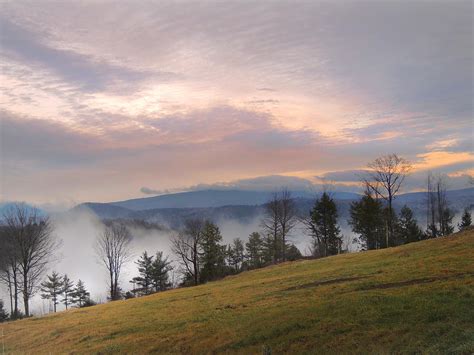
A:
[3,229,474,354]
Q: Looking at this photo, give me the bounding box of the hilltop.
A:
[3,229,474,354]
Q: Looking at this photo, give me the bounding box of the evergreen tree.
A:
[261,194,283,264]
[396,205,424,244]
[349,191,386,250]
[307,192,342,257]
[459,208,472,231]
[426,223,439,239]
[131,251,154,296]
[227,238,245,272]
[261,234,277,265]
[61,274,75,310]
[245,232,264,269]
[81,298,97,308]
[286,244,302,261]
[199,221,226,282]
[124,291,135,299]
[72,280,90,308]
[150,251,173,292]
[440,207,455,236]
[0,299,8,322]
[40,271,64,313]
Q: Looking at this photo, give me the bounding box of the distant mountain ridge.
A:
[109,189,360,211]
[74,188,474,228]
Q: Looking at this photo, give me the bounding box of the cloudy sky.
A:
[0,1,472,205]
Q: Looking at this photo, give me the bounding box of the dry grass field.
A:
[3,228,473,354]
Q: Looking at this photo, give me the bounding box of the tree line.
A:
[0,153,472,320]
[170,217,304,288]
[40,273,94,312]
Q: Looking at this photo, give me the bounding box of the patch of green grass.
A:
[3,229,474,354]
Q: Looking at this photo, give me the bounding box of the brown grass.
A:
[2,228,473,354]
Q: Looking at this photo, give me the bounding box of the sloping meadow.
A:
[3,229,474,354]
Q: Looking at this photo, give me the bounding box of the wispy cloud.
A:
[0,18,179,93]
[1,1,472,203]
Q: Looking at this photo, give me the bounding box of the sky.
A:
[0,1,472,205]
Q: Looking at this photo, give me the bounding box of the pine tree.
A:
[72,280,90,308]
[150,251,173,292]
[81,298,97,308]
[261,194,282,264]
[61,274,75,310]
[458,208,472,231]
[440,207,455,236]
[261,234,278,265]
[40,271,64,313]
[245,232,264,269]
[396,205,424,244]
[124,291,135,299]
[426,222,439,239]
[307,192,342,257]
[349,191,386,250]
[0,299,8,322]
[227,238,245,272]
[286,244,302,261]
[199,221,226,282]
[131,251,154,296]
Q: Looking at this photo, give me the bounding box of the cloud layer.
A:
[1,1,472,204]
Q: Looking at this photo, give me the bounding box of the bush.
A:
[81,298,97,308]
[0,299,8,322]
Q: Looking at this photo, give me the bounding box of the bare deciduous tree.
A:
[2,204,57,316]
[435,176,453,236]
[0,226,17,317]
[365,154,411,246]
[426,172,438,237]
[171,219,204,286]
[0,255,20,318]
[96,223,132,300]
[261,189,298,263]
[277,189,297,262]
[261,193,281,264]
[426,173,454,237]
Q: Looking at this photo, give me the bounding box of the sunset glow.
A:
[1,1,472,204]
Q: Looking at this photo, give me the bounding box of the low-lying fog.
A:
[4,206,438,316]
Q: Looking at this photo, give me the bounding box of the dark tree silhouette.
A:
[227,238,245,272]
[261,193,281,264]
[96,223,132,301]
[62,274,75,310]
[459,208,472,231]
[277,189,297,261]
[171,219,204,286]
[3,204,58,316]
[199,221,226,283]
[349,190,386,250]
[245,232,264,269]
[131,251,154,296]
[396,206,424,244]
[306,192,342,257]
[365,154,411,246]
[0,299,8,322]
[426,174,454,237]
[71,280,90,307]
[150,251,173,292]
[40,271,64,313]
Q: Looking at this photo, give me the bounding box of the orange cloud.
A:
[413,151,474,171]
